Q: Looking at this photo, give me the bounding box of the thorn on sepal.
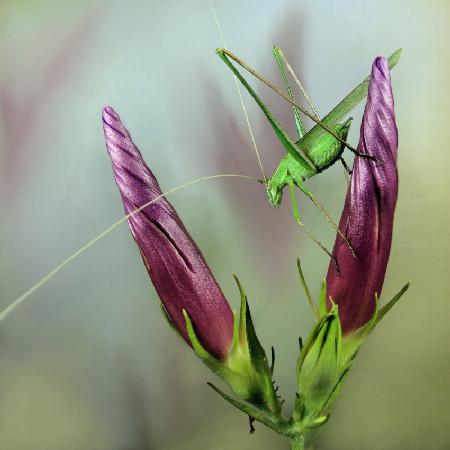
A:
[270,346,275,376]
[248,416,256,434]
[340,281,410,363]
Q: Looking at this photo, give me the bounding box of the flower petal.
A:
[326,57,398,334]
[103,106,234,359]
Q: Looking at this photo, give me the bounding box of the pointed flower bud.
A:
[326,57,398,334]
[102,106,234,359]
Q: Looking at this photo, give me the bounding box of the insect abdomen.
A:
[303,120,352,173]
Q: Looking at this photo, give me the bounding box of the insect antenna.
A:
[209,1,267,183]
[0,173,258,323]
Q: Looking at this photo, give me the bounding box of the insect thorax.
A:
[267,154,313,207]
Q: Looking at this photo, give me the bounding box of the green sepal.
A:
[183,309,225,372]
[319,365,351,417]
[294,281,410,429]
[231,274,281,415]
[296,305,343,424]
[341,282,410,364]
[183,275,282,421]
[304,413,329,431]
[207,382,289,436]
[318,279,328,317]
[378,282,410,322]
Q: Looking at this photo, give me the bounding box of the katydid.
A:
[216,47,401,262]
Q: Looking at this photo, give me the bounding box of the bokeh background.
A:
[1,0,449,449]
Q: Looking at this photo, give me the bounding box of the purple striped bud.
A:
[326,57,398,334]
[102,106,234,360]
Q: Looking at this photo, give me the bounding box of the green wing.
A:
[300,49,402,148]
[216,49,316,172]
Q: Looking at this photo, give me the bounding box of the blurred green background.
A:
[1,0,449,449]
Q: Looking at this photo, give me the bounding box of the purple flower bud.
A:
[102,106,234,360]
[326,57,398,334]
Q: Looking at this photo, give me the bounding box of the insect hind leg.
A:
[349,148,381,164]
[272,46,305,139]
[274,47,321,121]
[340,157,352,175]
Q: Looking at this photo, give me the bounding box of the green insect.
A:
[216,47,401,262]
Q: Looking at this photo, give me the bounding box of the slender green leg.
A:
[273,48,359,185]
[340,156,352,184]
[288,181,339,270]
[296,258,319,319]
[340,156,352,175]
[297,181,356,257]
[272,47,305,140]
[274,47,321,122]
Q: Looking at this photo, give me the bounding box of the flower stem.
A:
[289,435,305,450]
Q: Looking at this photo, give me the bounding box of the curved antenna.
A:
[0,173,258,323]
[209,1,267,182]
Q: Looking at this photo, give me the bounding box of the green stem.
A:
[289,434,305,450]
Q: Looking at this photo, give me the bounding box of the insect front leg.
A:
[288,180,339,271]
